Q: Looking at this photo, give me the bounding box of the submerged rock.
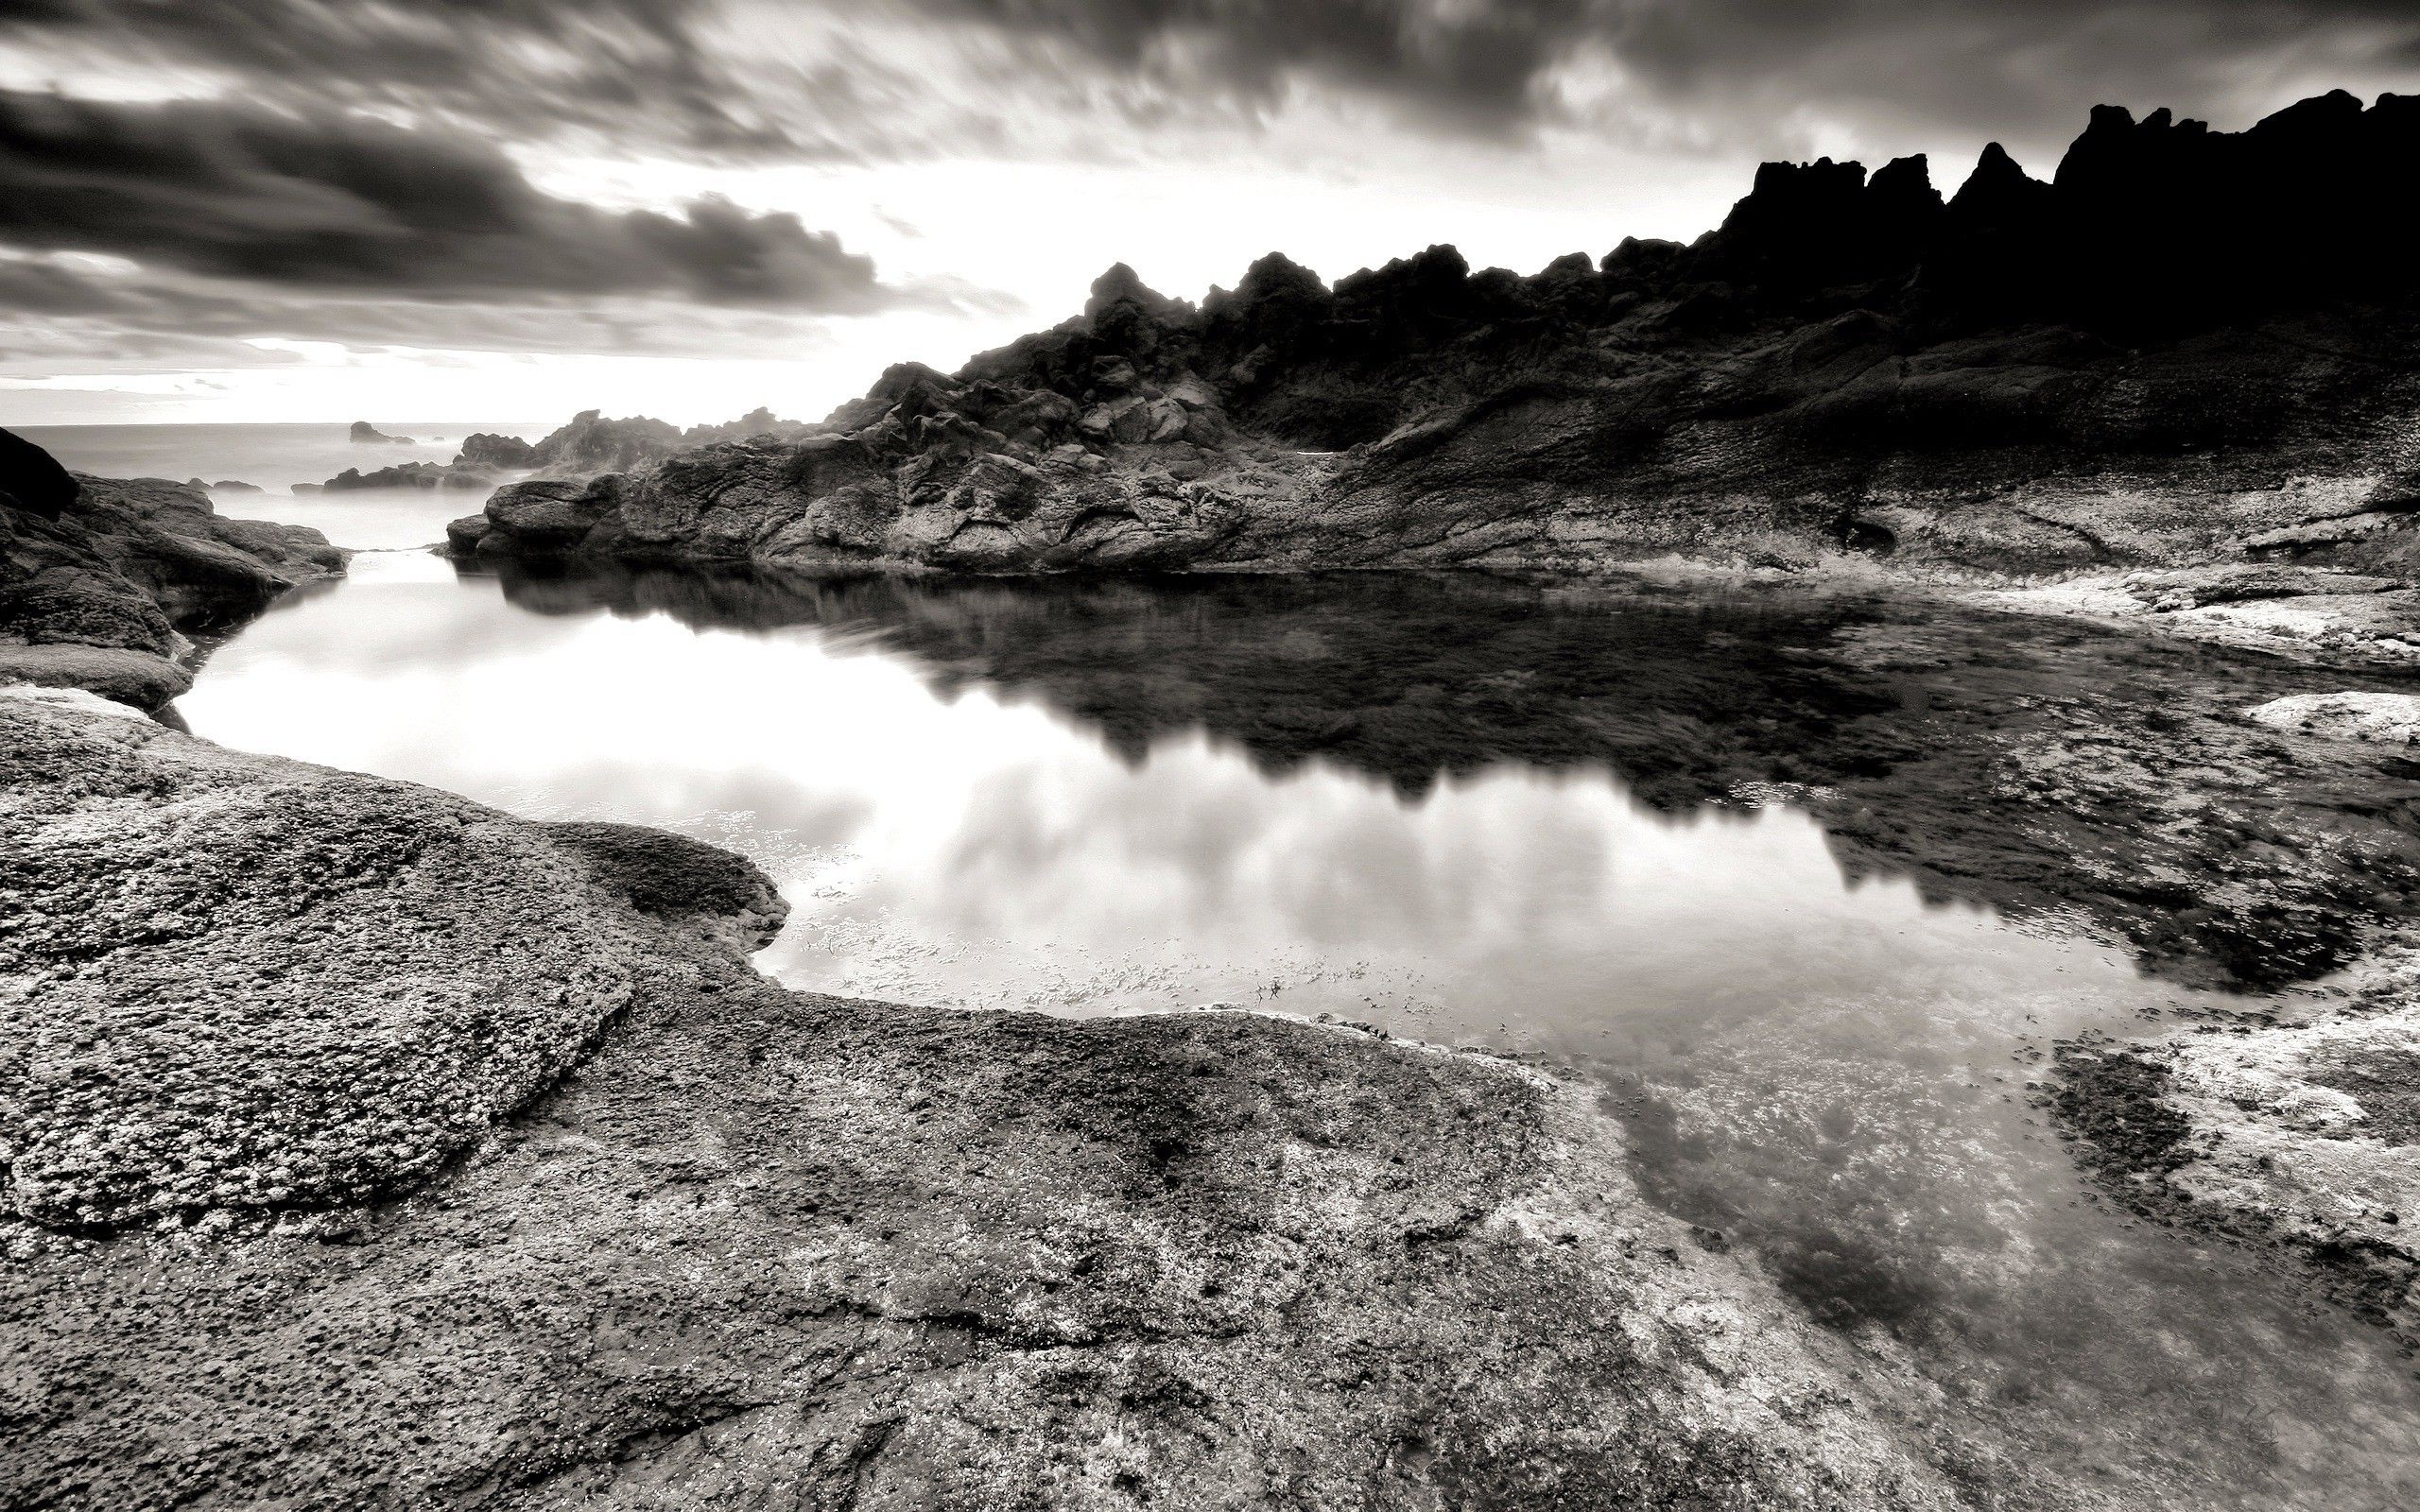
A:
[0,693,1965,1509]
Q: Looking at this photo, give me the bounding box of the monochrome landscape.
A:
[6,3,2420,1507]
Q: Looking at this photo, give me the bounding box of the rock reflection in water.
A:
[177,552,2420,1510]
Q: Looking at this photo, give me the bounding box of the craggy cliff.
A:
[457,91,2420,583]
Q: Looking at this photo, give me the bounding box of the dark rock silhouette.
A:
[455,432,536,470]
[0,426,78,521]
[455,91,2420,595]
[527,408,681,475]
[348,421,411,444]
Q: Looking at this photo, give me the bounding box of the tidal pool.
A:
[179,524,2420,1507]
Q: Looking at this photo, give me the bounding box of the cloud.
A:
[895,0,1599,135]
[0,0,834,158]
[14,0,2419,170]
[895,0,2420,150]
[0,89,894,308]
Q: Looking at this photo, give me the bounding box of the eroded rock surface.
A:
[458,94,2420,608]
[3,431,342,708]
[0,694,1963,1510]
[2246,690,2420,744]
[2052,952,2420,1347]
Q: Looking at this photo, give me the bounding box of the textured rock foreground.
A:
[0,694,1963,1509]
[458,92,2420,610]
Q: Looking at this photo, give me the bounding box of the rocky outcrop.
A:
[304,431,541,494]
[349,420,411,444]
[311,410,826,497]
[528,407,684,477]
[0,690,1967,1509]
[675,404,818,449]
[2,429,342,708]
[519,406,820,480]
[316,459,490,492]
[456,92,2420,597]
[458,430,538,470]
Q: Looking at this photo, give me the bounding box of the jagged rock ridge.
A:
[300,407,821,494]
[454,91,2420,584]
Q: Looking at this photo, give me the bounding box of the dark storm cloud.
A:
[1,0,852,160]
[14,0,2420,162]
[0,90,888,308]
[904,0,2420,140]
[905,0,1599,133]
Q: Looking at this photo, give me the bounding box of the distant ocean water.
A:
[11,421,548,552]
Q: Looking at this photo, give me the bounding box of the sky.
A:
[3,1,2416,429]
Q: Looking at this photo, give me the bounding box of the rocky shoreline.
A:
[1,451,341,708]
[9,88,2420,1506]
[0,433,2010,1502]
[449,94,2420,650]
[1,688,1981,1507]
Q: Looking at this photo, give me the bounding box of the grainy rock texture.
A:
[1976,566,2420,665]
[2,430,342,708]
[2245,690,2420,743]
[0,696,785,1229]
[0,694,1964,1510]
[2052,952,2420,1347]
[460,94,2420,629]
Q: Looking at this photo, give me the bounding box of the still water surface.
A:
[102,430,2420,1507]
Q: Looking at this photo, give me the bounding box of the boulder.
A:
[0,643,190,709]
[483,477,614,549]
[453,432,537,470]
